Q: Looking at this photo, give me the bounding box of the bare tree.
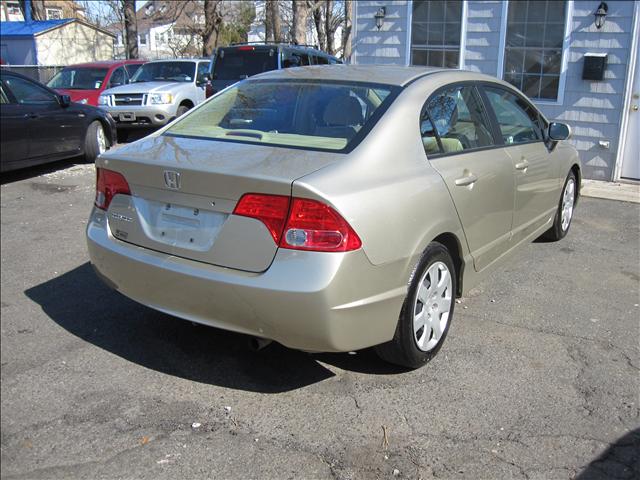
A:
[311,1,326,51]
[291,0,309,45]
[342,0,353,61]
[325,0,334,54]
[123,0,138,59]
[265,0,282,42]
[202,0,223,56]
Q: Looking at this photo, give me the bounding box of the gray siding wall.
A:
[463,1,502,75]
[537,1,637,181]
[351,0,639,181]
[353,1,409,65]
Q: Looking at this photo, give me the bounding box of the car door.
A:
[0,80,28,170]
[482,85,557,245]
[422,83,515,272]
[3,75,84,159]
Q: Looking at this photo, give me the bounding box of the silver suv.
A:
[98,59,210,139]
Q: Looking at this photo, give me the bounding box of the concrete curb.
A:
[581,180,640,204]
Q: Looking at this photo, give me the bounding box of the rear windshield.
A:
[166,80,399,152]
[47,67,109,90]
[212,49,278,81]
[131,61,195,83]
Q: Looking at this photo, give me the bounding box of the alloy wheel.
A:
[413,261,452,352]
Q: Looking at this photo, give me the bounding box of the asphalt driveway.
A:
[1,160,638,479]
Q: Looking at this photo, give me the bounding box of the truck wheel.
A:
[177,105,190,117]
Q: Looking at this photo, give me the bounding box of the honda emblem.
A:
[164,170,181,190]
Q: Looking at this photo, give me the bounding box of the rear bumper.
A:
[86,208,407,352]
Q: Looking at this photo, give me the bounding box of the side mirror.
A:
[548,122,571,141]
[58,94,71,108]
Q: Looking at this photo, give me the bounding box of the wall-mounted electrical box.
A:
[582,53,608,80]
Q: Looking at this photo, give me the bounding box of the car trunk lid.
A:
[99,134,340,272]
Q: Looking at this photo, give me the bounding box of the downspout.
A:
[23,0,39,66]
[24,0,32,23]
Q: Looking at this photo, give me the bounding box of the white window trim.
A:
[405,0,468,69]
[497,0,573,106]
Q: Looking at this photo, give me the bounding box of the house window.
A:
[7,2,21,15]
[503,0,566,100]
[45,7,63,20]
[116,33,123,46]
[139,33,148,46]
[410,1,462,68]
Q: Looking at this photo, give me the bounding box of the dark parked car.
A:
[0,70,116,173]
[207,43,342,97]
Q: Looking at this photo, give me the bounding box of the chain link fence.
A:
[0,65,65,84]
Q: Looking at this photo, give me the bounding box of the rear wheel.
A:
[375,242,456,369]
[85,121,108,163]
[542,170,577,241]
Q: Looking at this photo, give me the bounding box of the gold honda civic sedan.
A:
[87,66,580,368]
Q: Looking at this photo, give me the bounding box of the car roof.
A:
[221,43,338,58]
[60,60,146,69]
[251,65,507,87]
[251,65,443,86]
[146,58,209,63]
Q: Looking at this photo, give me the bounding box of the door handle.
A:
[24,113,38,119]
[515,159,529,171]
[454,173,478,187]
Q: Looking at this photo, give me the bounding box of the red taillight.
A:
[236,46,255,51]
[233,193,362,252]
[95,168,131,210]
[233,193,291,244]
[281,198,362,252]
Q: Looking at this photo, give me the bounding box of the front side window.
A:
[108,67,126,88]
[166,80,398,152]
[411,0,462,68]
[421,85,494,155]
[4,77,57,104]
[47,67,109,90]
[484,86,543,145]
[504,0,566,100]
[131,62,196,83]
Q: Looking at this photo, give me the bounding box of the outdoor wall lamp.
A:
[374,7,386,31]
[594,2,608,29]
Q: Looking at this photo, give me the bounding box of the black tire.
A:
[84,121,108,163]
[375,242,456,369]
[541,170,577,241]
[176,104,190,117]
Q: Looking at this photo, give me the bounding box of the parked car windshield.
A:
[166,80,398,151]
[47,67,109,90]
[212,48,278,80]
[130,61,196,83]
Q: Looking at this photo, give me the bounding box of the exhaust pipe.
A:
[249,337,272,351]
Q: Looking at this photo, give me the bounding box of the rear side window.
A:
[4,76,57,104]
[213,48,278,80]
[166,80,399,152]
[483,86,543,145]
[421,84,495,155]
